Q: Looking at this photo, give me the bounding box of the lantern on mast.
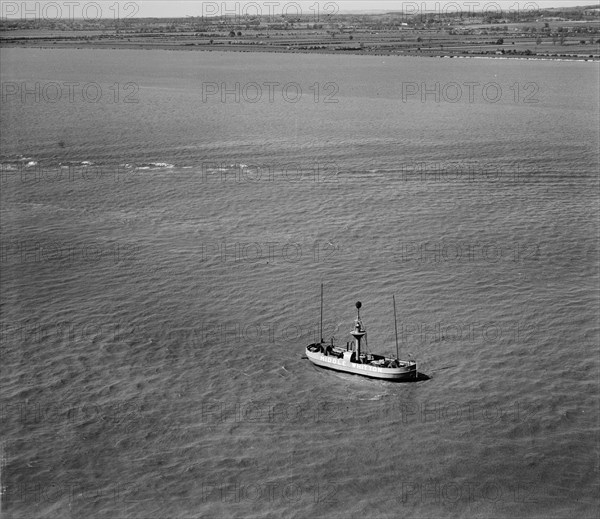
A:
[350,301,366,361]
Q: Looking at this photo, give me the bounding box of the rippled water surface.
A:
[1,48,599,518]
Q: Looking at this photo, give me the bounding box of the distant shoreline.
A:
[2,5,598,62]
[1,40,598,62]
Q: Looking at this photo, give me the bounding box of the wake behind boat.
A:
[306,287,417,381]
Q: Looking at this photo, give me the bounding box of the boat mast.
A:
[320,283,324,343]
[393,295,399,359]
[350,301,366,361]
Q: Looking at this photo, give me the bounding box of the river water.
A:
[1,48,598,518]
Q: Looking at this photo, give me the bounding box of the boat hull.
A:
[306,348,417,381]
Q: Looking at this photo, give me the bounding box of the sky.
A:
[0,1,590,20]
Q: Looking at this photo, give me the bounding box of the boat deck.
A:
[306,344,417,380]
